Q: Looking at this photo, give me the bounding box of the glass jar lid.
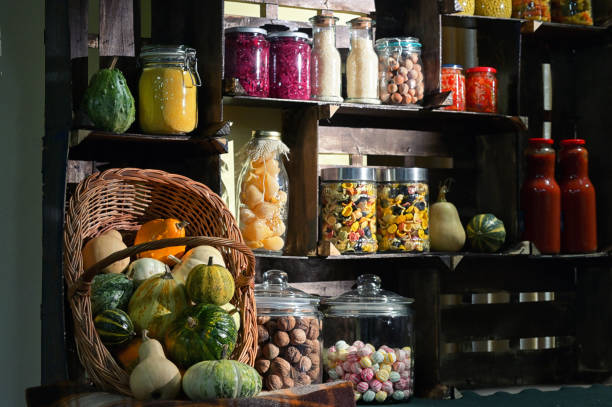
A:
[139,45,201,86]
[348,16,374,29]
[375,37,421,51]
[225,26,267,35]
[321,167,377,182]
[309,15,339,27]
[252,130,281,140]
[322,274,414,317]
[254,270,320,315]
[442,64,464,70]
[376,167,428,182]
[268,31,310,40]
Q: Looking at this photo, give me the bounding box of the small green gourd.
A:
[83,68,135,133]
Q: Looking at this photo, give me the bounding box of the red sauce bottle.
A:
[559,139,597,253]
[521,138,561,254]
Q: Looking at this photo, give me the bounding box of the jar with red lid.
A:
[466,66,497,113]
[225,27,270,97]
[269,31,311,100]
[559,139,597,253]
[520,138,561,254]
[441,64,466,111]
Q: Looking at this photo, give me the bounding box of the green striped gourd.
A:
[466,213,506,252]
[91,273,134,317]
[185,257,235,305]
[94,309,135,346]
[182,358,262,400]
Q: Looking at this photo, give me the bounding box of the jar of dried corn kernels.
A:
[475,0,512,17]
[466,66,497,113]
[376,168,429,253]
[320,168,378,254]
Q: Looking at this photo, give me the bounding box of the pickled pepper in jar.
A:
[441,64,466,111]
[466,66,497,113]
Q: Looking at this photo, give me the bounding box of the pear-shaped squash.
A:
[171,245,225,284]
[430,181,466,252]
[83,68,135,133]
[185,257,235,305]
[128,266,188,340]
[82,229,129,274]
[183,357,261,400]
[126,258,167,287]
[129,330,181,400]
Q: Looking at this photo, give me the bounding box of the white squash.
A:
[129,330,181,400]
[171,245,225,284]
[429,182,466,252]
[82,229,129,274]
[126,258,167,286]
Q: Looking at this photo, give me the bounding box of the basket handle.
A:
[71,236,255,298]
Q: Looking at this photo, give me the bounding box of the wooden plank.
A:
[318,126,449,157]
[232,0,376,13]
[441,301,576,342]
[99,0,135,56]
[68,0,88,59]
[262,3,279,19]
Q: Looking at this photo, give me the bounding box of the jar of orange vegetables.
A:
[466,66,497,113]
[139,45,201,134]
[441,64,465,111]
[237,131,289,254]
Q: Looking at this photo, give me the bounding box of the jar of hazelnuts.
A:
[254,269,323,391]
[375,37,424,105]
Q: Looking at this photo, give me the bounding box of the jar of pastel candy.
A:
[321,274,414,403]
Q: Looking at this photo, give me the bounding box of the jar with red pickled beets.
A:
[466,66,498,113]
[225,27,270,97]
[441,64,466,111]
[269,31,311,100]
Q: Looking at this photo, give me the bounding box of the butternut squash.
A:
[429,181,466,252]
[82,229,129,274]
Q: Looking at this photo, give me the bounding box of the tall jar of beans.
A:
[376,38,425,105]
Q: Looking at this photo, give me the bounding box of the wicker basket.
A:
[63,168,257,396]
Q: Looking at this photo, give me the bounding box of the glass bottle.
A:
[269,31,311,100]
[224,27,269,97]
[309,15,343,102]
[321,274,415,403]
[520,138,561,254]
[138,45,200,134]
[559,139,597,253]
[237,130,289,253]
[346,17,380,104]
[375,38,424,105]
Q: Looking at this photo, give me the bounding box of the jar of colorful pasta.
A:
[376,168,430,252]
[269,31,311,100]
[320,168,378,254]
[512,0,551,21]
[551,0,593,25]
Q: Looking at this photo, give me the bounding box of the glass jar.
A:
[309,15,343,102]
[375,38,424,105]
[320,168,378,254]
[520,138,561,254]
[346,17,380,104]
[512,0,551,21]
[322,274,415,403]
[466,66,498,113]
[237,130,289,253]
[455,0,476,15]
[376,168,430,253]
[551,0,593,25]
[559,139,597,253]
[139,45,200,134]
[441,64,466,111]
[224,27,269,97]
[255,270,323,390]
[269,31,311,100]
[475,0,512,17]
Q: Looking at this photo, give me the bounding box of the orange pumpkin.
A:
[114,337,143,374]
[135,218,188,264]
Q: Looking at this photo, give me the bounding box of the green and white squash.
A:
[183,358,262,400]
[165,303,238,369]
[91,273,134,317]
[83,68,135,133]
[126,258,167,287]
[94,309,135,346]
[466,213,506,252]
[220,303,240,331]
[171,245,226,285]
[185,257,235,306]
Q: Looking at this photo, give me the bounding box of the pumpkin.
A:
[220,302,240,331]
[126,258,167,287]
[430,180,466,252]
[165,303,238,369]
[182,358,262,400]
[114,337,143,374]
[135,218,188,265]
[185,257,235,305]
[94,309,136,346]
[171,245,225,285]
[91,273,134,317]
[128,267,188,340]
[82,229,129,274]
[467,213,506,252]
[129,330,181,400]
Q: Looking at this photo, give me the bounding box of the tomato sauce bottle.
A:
[559,139,597,253]
[521,138,561,254]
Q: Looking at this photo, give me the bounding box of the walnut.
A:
[290,367,300,380]
[265,320,278,335]
[306,339,320,354]
[307,366,320,381]
[295,372,311,386]
[277,316,296,331]
[262,343,279,360]
[257,316,270,325]
[258,325,269,343]
[297,355,312,372]
[294,317,310,331]
[282,376,294,388]
[284,346,302,363]
[273,331,290,347]
[310,355,320,368]
[255,359,270,374]
[289,328,306,345]
[265,374,283,390]
[270,357,291,377]
[306,319,319,340]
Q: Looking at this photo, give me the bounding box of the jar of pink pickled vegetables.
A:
[269,31,311,100]
[225,27,270,97]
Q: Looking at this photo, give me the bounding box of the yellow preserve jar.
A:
[475,0,512,17]
[139,45,200,134]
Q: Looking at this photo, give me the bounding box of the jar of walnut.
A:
[254,270,323,390]
[375,37,424,105]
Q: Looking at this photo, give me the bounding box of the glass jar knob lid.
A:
[254,270,320,311]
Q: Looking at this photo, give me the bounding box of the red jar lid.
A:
[466,66,497,74]
[560,139,585,146]
[528,138,554,145]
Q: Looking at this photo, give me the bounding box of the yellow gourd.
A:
[82,229,129,274]
[170,245,225,285]
[429,180,466,252]
[129,330,181,400]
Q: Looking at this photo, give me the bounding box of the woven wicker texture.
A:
[63,168,257,396]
